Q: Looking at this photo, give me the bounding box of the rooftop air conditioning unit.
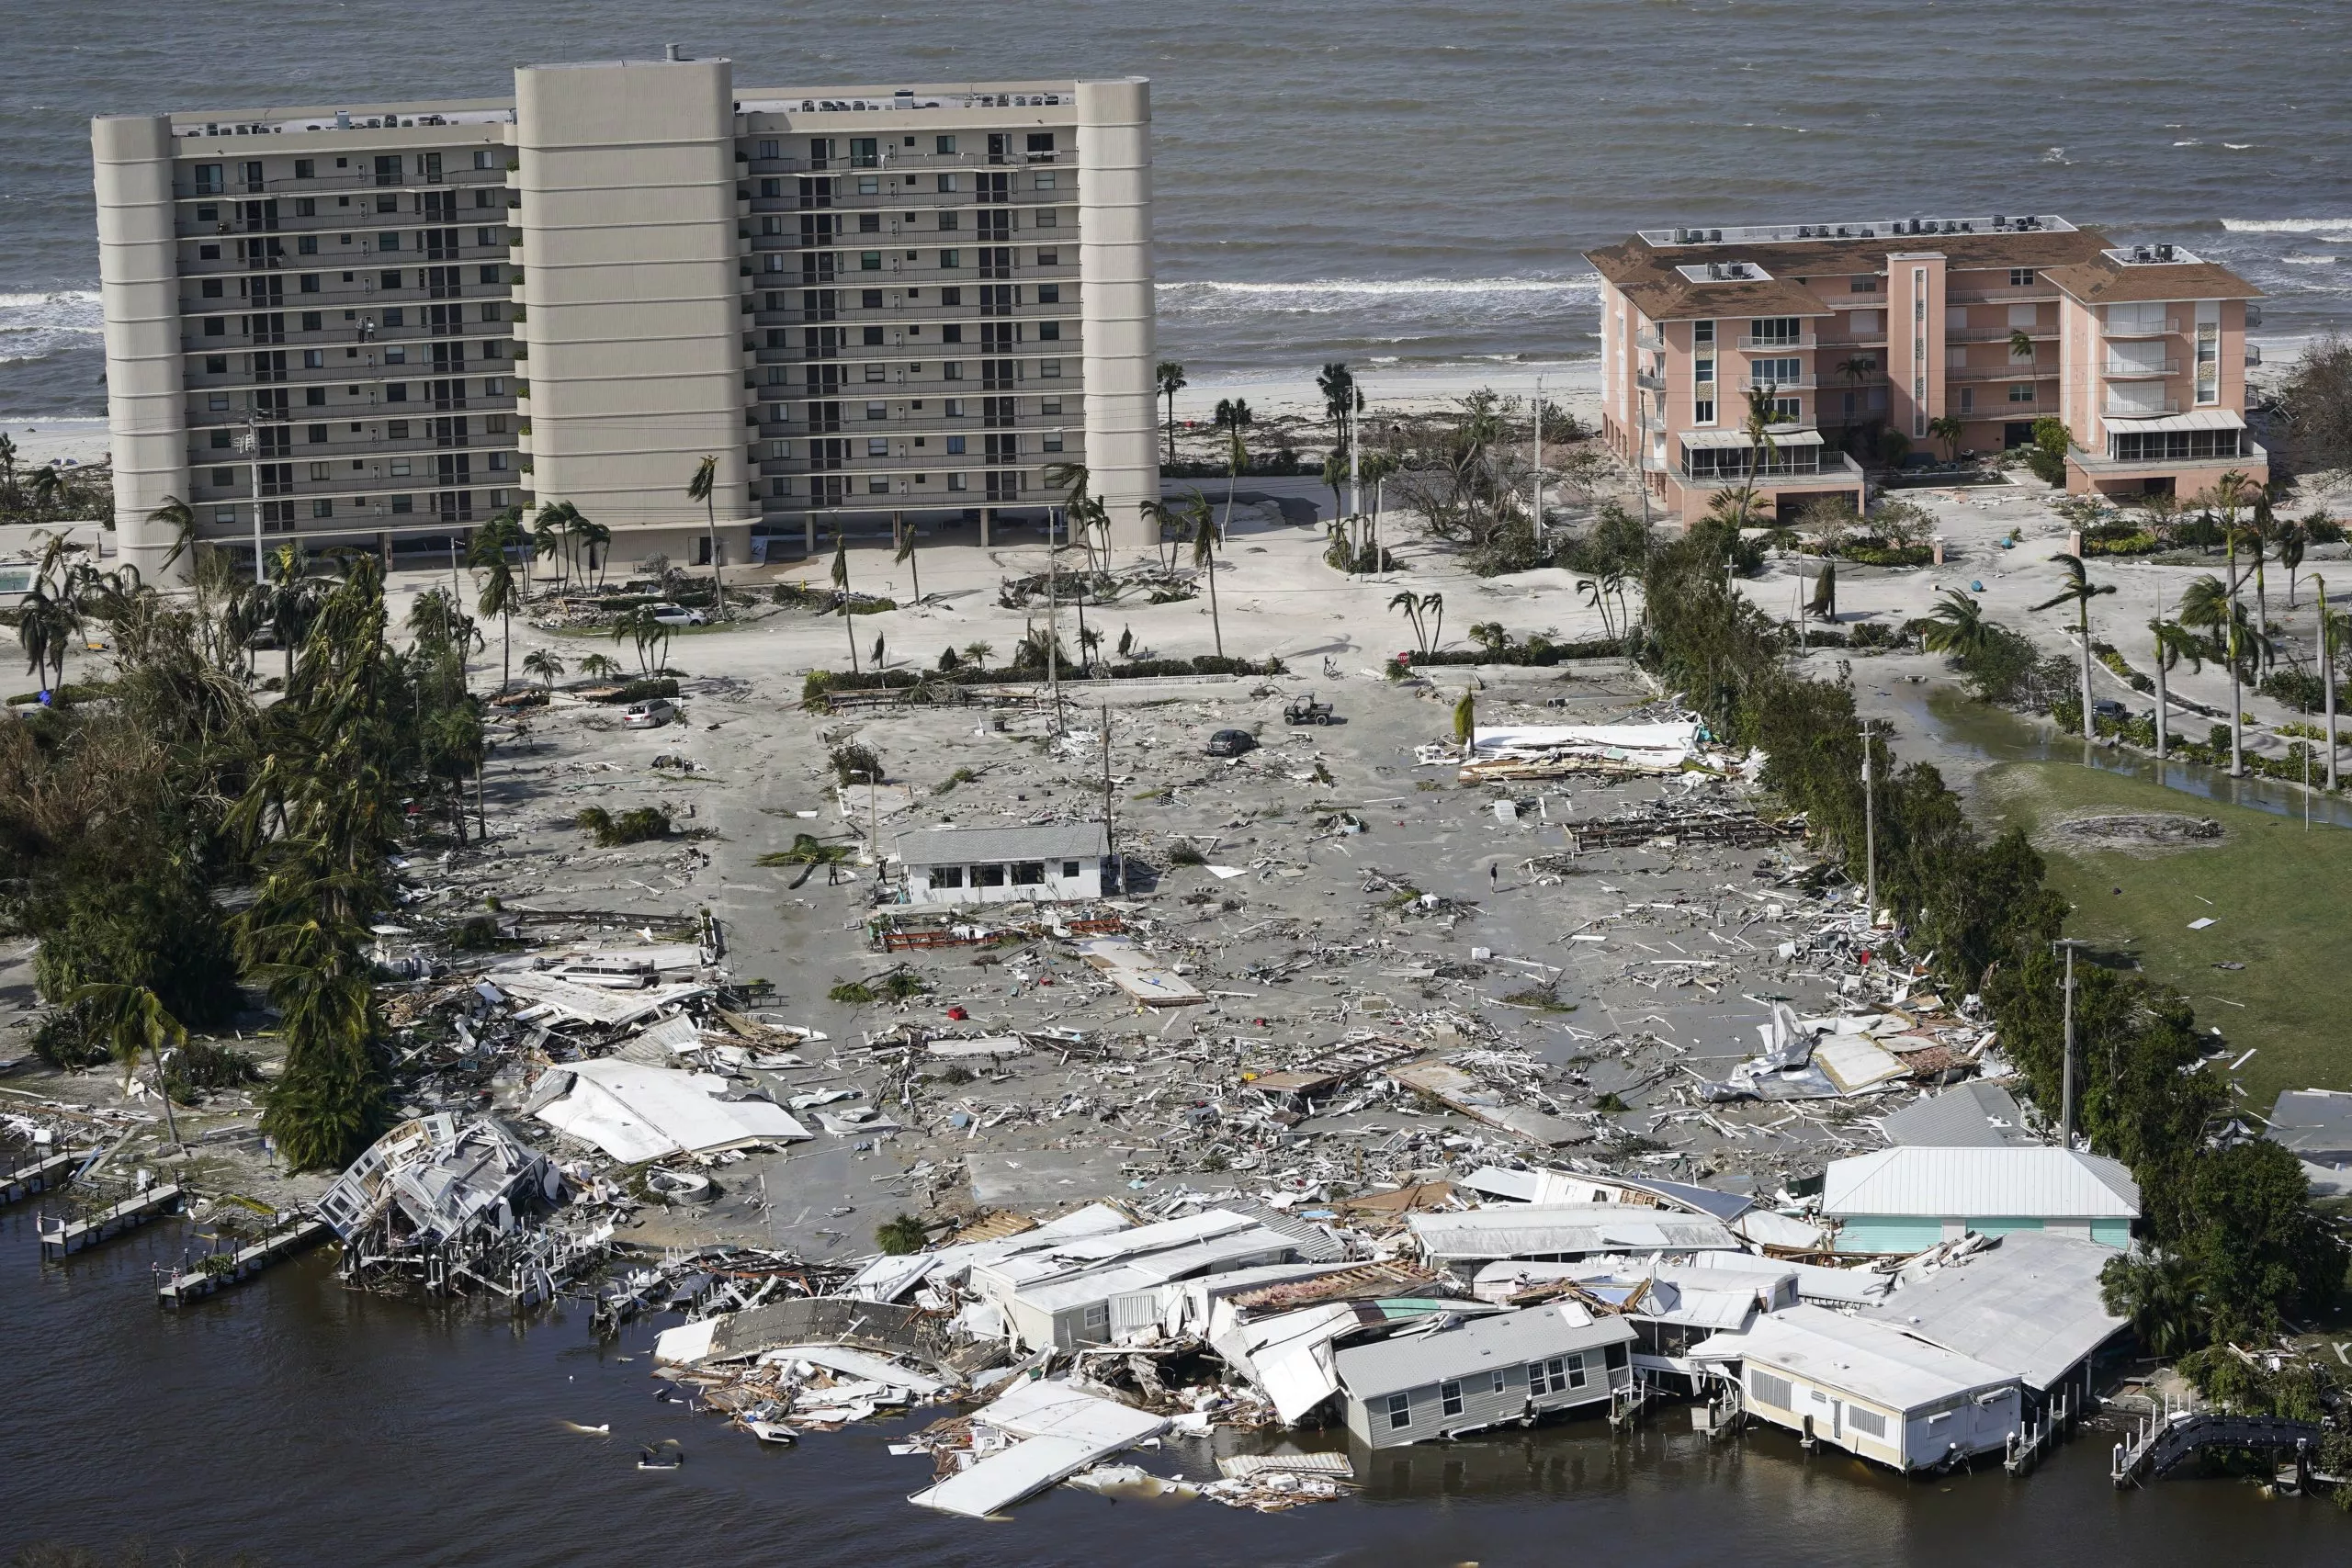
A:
[1708,229,1723,243]
[2156,243,2176,262]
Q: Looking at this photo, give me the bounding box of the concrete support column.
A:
[93,113,188,581]
[1076,78,1159,551]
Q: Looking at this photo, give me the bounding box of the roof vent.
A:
[2155,243,2176,262]
[1708,229,1722,243]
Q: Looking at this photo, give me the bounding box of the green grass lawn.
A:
[1976,760,2352,1112]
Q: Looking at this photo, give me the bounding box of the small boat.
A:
[637,1439,684,1472]
[745,1420,799,1446]
[559,1421,610,1436]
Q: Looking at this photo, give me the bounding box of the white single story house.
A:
[1824,1145,2140,1254]
[1333,1303,1637,1450]
[1690,1303,2023,1472]
[1406,1202,1746,1275]
[893,821,1109,908]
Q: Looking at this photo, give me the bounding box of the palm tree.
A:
[895,525,922,603]
[147,495,200,576]
[1218,427,1249,544]
[578,516,613,590]
[67,983,187,1150]
[1732,383,1781,525]
[578,651,623,682]
[1192,494,1224,658]
[1419,591,1444,656]
[1918,590,1991,659]
[1577,576,1618,643]
[1156,360,1187,466]
[2280,519,2307,608]
[533,501,578,591]
[2008,327,2037,365]
[2031,553,2117,741]
[15,584,77,697]
[831,536,859,673]
[1389,589,1428,657]
[1317,362,1360,449]
[1928,413,1964,464]
[1320,449,1349,537]
[962,640,994,671]
[523,649,565,692]
[473,551,523,692]
[1138,498,1182,574]
[686,455,727,617]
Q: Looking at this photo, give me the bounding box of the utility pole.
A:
[1046,505,1061,733]
[1347,397,1361,526]
[1532,373,1545,547]
[239,412,265,586]
[2153,589,2168,762]
[1100,702,1116,894]
[2318,574,2338,794]
[2053,938,2086,1148]
[1859,718,1877,924]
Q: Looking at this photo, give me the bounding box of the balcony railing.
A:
[1634,324,1665,351]
[1635,367,1666,393]
[2102,357,2180,378]
[2245,344,2264,367]
[1738,333,1815,350]
[1678,451,1867,490]
[1741,374,1815,390]
[1947,284,2059,304]
[1948,363,2059,381]
[1947,326,2055,343]
[2105,397,2183,418]
[2103,316,2180,338]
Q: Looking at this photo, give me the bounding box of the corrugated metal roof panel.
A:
[893,820,1108,865]
[1823,1146,2139,1219]
[1334,1303,1637,1398]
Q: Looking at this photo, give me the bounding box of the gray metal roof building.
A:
[1858,1231,2126,1393]
[1877,1081,2036,1148]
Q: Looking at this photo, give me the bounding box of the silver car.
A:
[621,697,679,729]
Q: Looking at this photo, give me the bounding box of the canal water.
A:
[1868,679,2352,831]
[5,1202,2344,1566]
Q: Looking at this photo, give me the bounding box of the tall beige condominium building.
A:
[92,56,1160,580]
[1587,215,2264,522]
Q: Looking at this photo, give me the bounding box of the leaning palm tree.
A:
[831,536,860,673]
[533,500,581,591]
[66,983,187,1151]
[2032,553,2118,741]
[686,455,727,617]
[1918,590,1992,660]
[1156,360,1187,466]
[1732,383,1781,524]
[523,648,565,692]
[474,554,523,692]
[1420,592,1444,656]
[1576,576,1618,643]
[895,525,922,603]
[1388,590,1428,658]
[147,495,200,576]
[1218,427,1247,545]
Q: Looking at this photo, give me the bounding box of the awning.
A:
[1679,428,1826,450]
[2103,408,2245,431]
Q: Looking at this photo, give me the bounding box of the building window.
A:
[2010,268,2036,288]
[972,863,1006,887]
[1041,396,1062,414]
[860,251,882,270]
[210,467,233,486]
[1010,861,1046,886]
[390,494,413,513]
[936,135,957,154]
[213,507,234,524]
[865,363,886,381]
[378,232,401,252]
[866,401,888,420]
[311,499,334,519]
[1530,1359,1565,1395]
[1039,321,1060,341]
[1692,399,1715,425]
[932,865,965,888]
[201,279,224,299]
[948,473,967,491]
[944,362,964,381]
[1565,1353,1588,1389]
[1959,387,1974,413]
[303,349,324,368]
[1060,860,1080,877]
[1850,275,1880,293]
[946,435,967,455]
[193,164,223,195]
[858,213,880,232]
[1441,1382,1464,1418]
[1035,209,1057,229]
[857,175,880,197]
[1692,319,1714,346]
[1386,1393,1411,1430]
[1042,433,1063,452]
[1490,1371,1507,1394]
[867,476,888,493]
[1036,249,1057,266]
[1038,283,1061,305]
[1041,359,1061,378]
[941,249,961,269]
[390,459,412,477]
[867,437,889,457]
[203,317,225,336]
[2007,384,2036,403]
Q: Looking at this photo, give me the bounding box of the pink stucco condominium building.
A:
[1587,215,2265,522]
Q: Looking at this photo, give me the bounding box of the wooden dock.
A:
[38,1183,185,1259]
[2,1149,88,1205]
[156,1217,329,1306]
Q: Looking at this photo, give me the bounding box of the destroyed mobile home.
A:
[10,668,2273,1521]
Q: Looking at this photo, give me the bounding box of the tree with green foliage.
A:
[2031,553,2117,741]
[523,649,565,692]
[686,455,728,617]
[1156,361,1187,466]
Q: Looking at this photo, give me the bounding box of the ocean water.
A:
[3,0,2350,420]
